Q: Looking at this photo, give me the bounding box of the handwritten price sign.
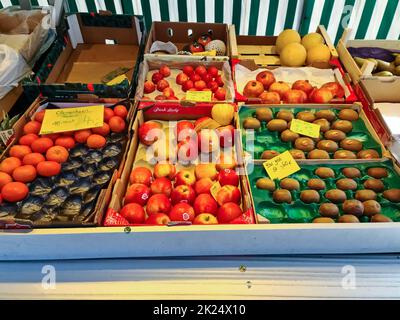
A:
[263,151,301,180]
[186,90,212,102]
[290,119,320,138]
[39,105,104,135]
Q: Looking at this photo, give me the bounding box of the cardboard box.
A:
[23,13,145,100]
[337,35,400,102]
[0,97,136,229]
[145,21,231,60]
[105,107,255,226]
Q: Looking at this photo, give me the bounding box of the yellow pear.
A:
[280,43,307,67]
[302,33,325,51]
[276,29,301,54]
[307,44,331,65]
[211,104,234,126]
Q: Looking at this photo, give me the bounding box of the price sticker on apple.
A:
[263,151,301,180]
[210,181,222,201]
[290,119,320,138]
[186,90,212,102]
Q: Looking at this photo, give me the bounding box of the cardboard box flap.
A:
[360,78,400,103]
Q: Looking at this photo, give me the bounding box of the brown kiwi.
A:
[332,120,353,133]
[315,110,336,122]
[317,140,338,153]
[319,203,339,218]
[289,149,306,159]
[261,150,280,160]
[273,189,292,204]
[383,189,400,203]
[243,118,261,129]
[342,199,364,216]
[280,178,300,191]
[267,119,288,132]
[336,178,358,191]
[355,190,377,202]
[307,179,326,190]
[363,200,381,217]
[313,217,335,223]
[294,137,315,152]
[338,215,360,223]
[333,150,357,159]
[338,109,359,121]
[342,167,361,178]
[313,119,331,132]
[371,214,393,223]
[340,139,363,152]
[363,179,385,192]
[357,149,380,159]
[276,110,294,122]
[325,189,347,203]
[307,149,330,159]
[300,190,320,204]
[256,178,276,191]
[315,167,335,179]
[255,108,273,122]
[324,130,346,142]
[367,167,388,179]
[281,130,300,142]
[296,111,316,122]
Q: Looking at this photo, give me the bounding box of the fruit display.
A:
[0,101,130,226]
[248,160,400,224]
[138,58,233,102]
[239,106,383,160]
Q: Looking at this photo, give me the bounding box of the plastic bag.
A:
[0,44,30,99]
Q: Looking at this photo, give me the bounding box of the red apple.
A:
[169,203,195,222]
[146,194,171,215]
[202,73,213,84]
[321,82,345,98]
[146,213,170,225]
[154,162,176,180]
[194,117,212,128]
[215,75,224,87]
[217,125,234,148]
[195,65,207,77]
[159,65,171,77]
[216,185,241,206]
[171,185,196,205]
[193,213,218,225]
[175,170,196,187]
[129,166,153,186]
[183,66,194,76]
[177,139,198,162]
[216,153,237,171]
[144,80,156,94]
[162,87,175,98]
[282,89,308,104]
[207,66,219,78]
[256,71,276,90]
[292,80,314,95]
[193,194,218,216]
[218,168,239,187]
[176,72,189,85]
[125,183,151,206]
[190,74,201,82]
[214,88,226,101]
[243,80,264,98]
[195,163,218,180]
[120,203,146,224]
[194,80,207,91]
[150,177,173,196]
[198,129,220,153]
[157,79,170,91]
[194,178,214,195]
[311,88,334,103]
[217,202,242,223]
[207,81,219,93]
[176,120,195,139]
[139,121,163,146]
[182,80,194,92]
[152,72,164,84]
[269,81,291,97]
[258,91,281,104]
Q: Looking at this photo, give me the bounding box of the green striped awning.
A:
[300,0,400,43]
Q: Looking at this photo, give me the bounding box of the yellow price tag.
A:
[186,90,212,102]
[210,181,222,201]
[192,50,217,56]
[39,105,104,135]
[263,151,301,180]
[290,119,320,138]
[107,74,129,86]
